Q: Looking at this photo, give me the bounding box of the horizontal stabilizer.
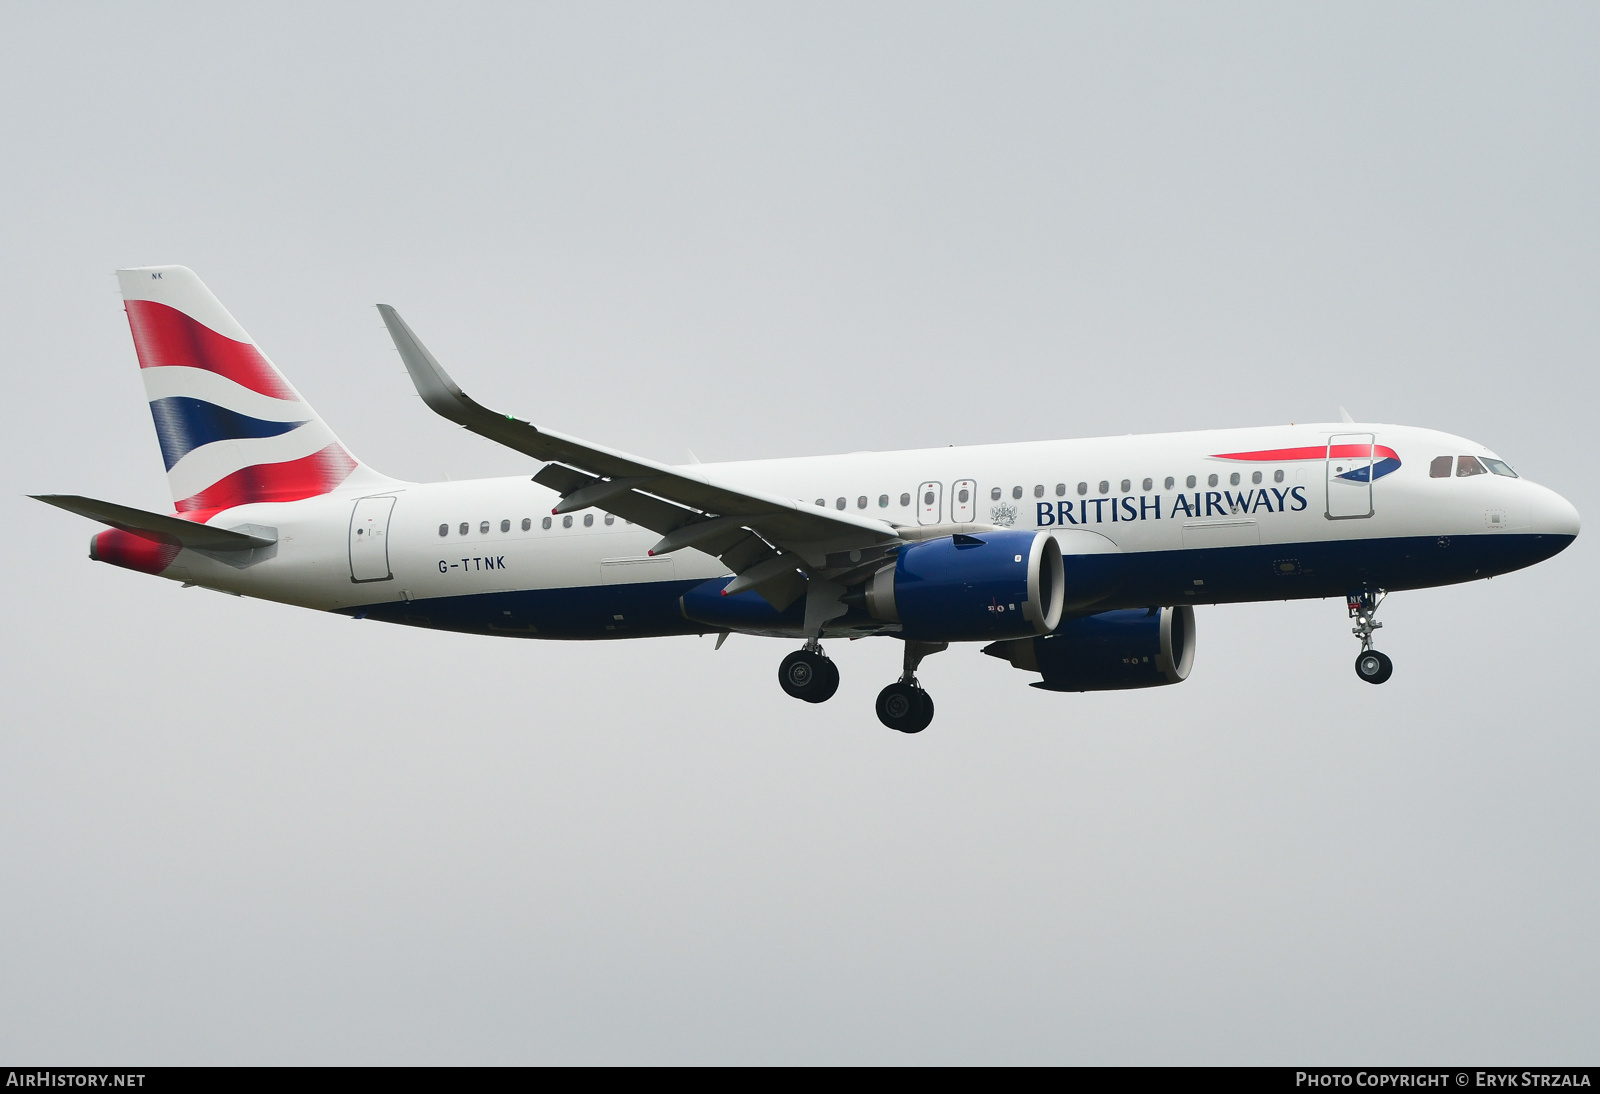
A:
[31,494,276,551]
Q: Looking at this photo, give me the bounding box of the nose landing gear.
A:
[875,640,946,733]
[1348,589,1393,685]
[778,639,839,703]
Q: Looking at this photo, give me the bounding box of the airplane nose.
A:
[1533,486,1580,540]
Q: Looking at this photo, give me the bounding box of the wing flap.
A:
[532,463,703,537]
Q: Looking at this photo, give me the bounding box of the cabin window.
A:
[1251,471,1261,485]
[1116,479,1127,492]
[1142,477,1153,491]
[1055,483,1066,496]
[584,514,595,527]
[900,493,911,506]
[1187,475,1197,489]
[562,516,573,528]
[521,518,531,531]
[1229,473,1240,486]
[1457,456,1488,477]
[1077,482,1088,496]
[1029,485,1040,498]
[542,517,552,530]
[815,498,825,507]
[857,496,868,509]
[924,490,936,506]
[1164,476,1175,490]
[604,514,615,525]
[1483,458,1518,478]
[459,522,469,536]
[1274,470,1284,483]
[879,495,889,507]
[836,497,846,510]
[1012,486,1023,500]
[991,487,1002,501]
[1098,481,1109,494]
[438,524,448,537]
[500,519,511,533]
[957,487,970,503]
[1208,474,1219,487]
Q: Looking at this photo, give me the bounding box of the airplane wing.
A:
[31,495,276,551]
[377,305,903,609]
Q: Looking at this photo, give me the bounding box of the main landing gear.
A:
[875,641,946,734]
[778,639,839,703]
[1348,589,1394,685]
[777,638,945,733]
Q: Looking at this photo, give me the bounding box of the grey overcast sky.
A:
[1,2,1596,1065]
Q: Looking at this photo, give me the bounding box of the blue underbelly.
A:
[344,532,1572,638]
[349,578,711,639]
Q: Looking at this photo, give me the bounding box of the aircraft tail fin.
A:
[115,265,389,520]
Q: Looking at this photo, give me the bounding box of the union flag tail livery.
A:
[36,266,1580,733]
[117,266,389,521]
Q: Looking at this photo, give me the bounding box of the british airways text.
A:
[1036,488,1309,526]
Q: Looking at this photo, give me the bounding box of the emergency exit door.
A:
[951,479,976,523]
[349,495,396,582]
[917,481,942,525]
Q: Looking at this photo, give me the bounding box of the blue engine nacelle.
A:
[861,529,1064,641]
[983,606,1196,691]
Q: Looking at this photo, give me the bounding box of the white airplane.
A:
[36,266,1581,732]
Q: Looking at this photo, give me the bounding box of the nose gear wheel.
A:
[1355,649,1393,684]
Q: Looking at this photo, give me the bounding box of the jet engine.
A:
[983,605,1195,691]
[859,529,1064,642]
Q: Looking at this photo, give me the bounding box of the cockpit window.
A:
[1482,458,1518,478]
[1456,456,1488,477]
[1430,456,1453,478]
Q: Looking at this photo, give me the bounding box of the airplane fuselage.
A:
[129,421,1578,641]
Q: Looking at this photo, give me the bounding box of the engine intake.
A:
[983,605,1196,691]
[861,529,1064,642]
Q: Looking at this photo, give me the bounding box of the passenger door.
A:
[917,481,943,525]
[1326,433,1375,520]
[349,495,396,582]
[950,479,976,523]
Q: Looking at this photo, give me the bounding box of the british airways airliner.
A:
[36,267,1580,732]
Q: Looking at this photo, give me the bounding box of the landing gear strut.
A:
[1348,589,1393,685]
[876,641,945,733]
[779,638,839,703]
